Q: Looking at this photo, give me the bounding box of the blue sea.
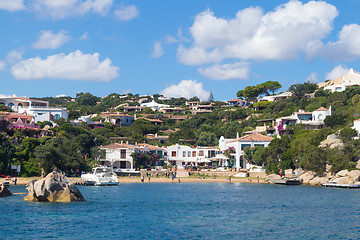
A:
[0,183,359,240]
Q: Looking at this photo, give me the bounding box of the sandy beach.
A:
[1,176,266,185]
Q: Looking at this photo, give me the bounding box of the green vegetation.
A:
[2,81,360,177]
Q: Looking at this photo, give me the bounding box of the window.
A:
[192,151,196,157]
[199,150,204,156]
[182,151,186,157]
[208,150,216,158]
[54,114,60,120]
[182,162,185,166]
[318,114,323,120]
[171,151,176,157]
[188,151,191,157]
[8,102,14,108]
[120,149,126,159]
[241,144,251,150]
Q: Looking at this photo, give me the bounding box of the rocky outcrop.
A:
[309,176,328,186]
[332,176,353,184]
[336,170,349,178]
[300,172,315,184]
[356,160,360,169]
[347,170,360,182]
[0,183,12,197]
[319,135,344,149]
[24,171,85,202]
[265,174,281,181]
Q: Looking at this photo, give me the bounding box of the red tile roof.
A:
[314,107,327,111]
[227,133,274,143]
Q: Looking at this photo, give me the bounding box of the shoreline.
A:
[2,176,266,185]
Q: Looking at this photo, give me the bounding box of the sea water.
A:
[0,183,359,239]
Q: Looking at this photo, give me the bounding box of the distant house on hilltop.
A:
[318,68,360,92]
[258,92,293,102]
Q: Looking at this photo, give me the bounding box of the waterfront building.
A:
[164,144,218,168]
[218,133,274,170]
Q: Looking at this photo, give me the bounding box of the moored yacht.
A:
[81,167,119,186]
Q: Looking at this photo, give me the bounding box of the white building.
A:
[219,133,274,170]
[258,92,293,102]
[100,142,164,172]
[100,112,134,126]
[100,142,144,172]
[141,100,170,111]
[276,107,332,134]
[164,144,218,168]
[0,96,68,123]
[318,68,360,92]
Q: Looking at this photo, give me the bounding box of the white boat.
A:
[81,167,119,186]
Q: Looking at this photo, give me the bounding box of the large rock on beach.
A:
[309,177,328,186]
[265,174,281,181]
[0,183,12,197]
[348,170,360,182]
[336,170,349,178]
[333,176,353,185]
[24,171,85,202]
[299,172,314,184]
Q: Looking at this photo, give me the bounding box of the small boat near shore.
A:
[81,167,119,186]
[269,178,303,185]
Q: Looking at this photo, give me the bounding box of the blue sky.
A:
[1,0,360,101]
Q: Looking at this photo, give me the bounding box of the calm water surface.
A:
[0,183,359,239]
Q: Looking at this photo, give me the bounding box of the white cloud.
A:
[0,0,25,11]
[160,80,210,100]
[0,49,24,70]
[11,50,119,82]
[114,5,139,21]
[325,65,350,80]
[0,61,5,71]
[32,30,70,49]
[178,1,338,65]
[151,42,164,58]
[307,24,360,61]
[56,94,67,98]
[198,62,250,80]
[33,0,113,19]
[306,72,318,83]
[80,32,88,40]
[5,50,23,64]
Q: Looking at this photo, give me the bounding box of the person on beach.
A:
[178,178,181,183]
[172,172,175,182]
[228,176,231,183]
[257,176,259,183]
[141,175,144,183]
[148,173,151,182]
